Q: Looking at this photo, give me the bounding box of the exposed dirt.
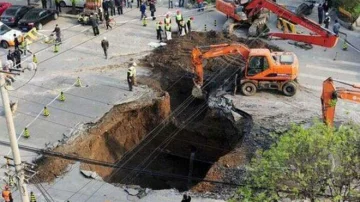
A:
[35,32,290,198]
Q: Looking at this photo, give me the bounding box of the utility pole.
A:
[0,73,30,202]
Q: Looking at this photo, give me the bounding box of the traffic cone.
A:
[43,106,49,117]
[59,91,65,101]
[342,41,348,51]
[204,24,207,31]
[54,43,59,53]
[75,77,82,87]
[214,20,217,27]
[33,54,38,64]
[142,17,147,27]
[24,127,30,138]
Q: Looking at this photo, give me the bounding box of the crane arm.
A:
[245,0,338,48]
[192,43,250,87]
[321,77,360,126]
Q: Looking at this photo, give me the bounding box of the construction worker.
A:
[179,19,186,36]
[101,37,109,59]
[52,24,61,43]
[164,14,171,26]
[30,191,36,202]
[22,37,32,56]
[156,21,163,41]
[175,10,183,32]
[13,47,22,69]
[333,19,340,36]
[165,23,172,40]
[324,12,330,29]
[127,62,137,91]
[186,17,193,33]
[55,0,61,13]
[2,185,11,202]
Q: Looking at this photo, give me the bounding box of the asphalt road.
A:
[0,0,359,201]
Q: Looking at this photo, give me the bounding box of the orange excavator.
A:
[191,43,298,98]
[321,77,360,126]
[216,0,338,48]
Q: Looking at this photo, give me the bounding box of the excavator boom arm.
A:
[245,0,338,48]
[192,43,250,87]
[321,77,360,126]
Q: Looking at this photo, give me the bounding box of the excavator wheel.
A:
[282,81,297,96]
[241,82,257,96]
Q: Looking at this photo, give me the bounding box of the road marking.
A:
[306,64,360,76]
[317,57,360,67]
[299,73,327,81]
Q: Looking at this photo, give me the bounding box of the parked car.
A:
[18,8,58,31]
[59,0,86,8]
[0,21,22,48]
[1,5,33,26]
[0,2,12,16]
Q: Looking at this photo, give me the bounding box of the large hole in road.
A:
[36,85,244,191]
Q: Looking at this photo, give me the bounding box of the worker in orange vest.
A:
[2,185,11,202]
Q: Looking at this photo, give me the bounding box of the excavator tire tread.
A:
[241,82,257,96]
[282,81,297,96]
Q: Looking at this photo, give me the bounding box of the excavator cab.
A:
[240,49,298,96]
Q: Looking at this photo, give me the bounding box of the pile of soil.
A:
[143,31,282,75]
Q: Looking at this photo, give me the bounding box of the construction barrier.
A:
[75,77,82,87]
[277,17,296,33]
[59,92,65,101]
[23,28,44,45]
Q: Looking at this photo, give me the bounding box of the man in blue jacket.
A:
[140,2,147,20]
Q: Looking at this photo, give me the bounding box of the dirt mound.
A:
[143,31,282,74]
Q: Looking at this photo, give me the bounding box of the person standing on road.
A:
[52,24,61,43]
[103,0,109,16]
[333,19,340,36]
[197,0,204,11]
[101,37,109,59]
[14,47,22,69]
[186,17,193,33]
[317,3,323,24]
[322,1,329,14]
[41,0,47,8]
[91,14,100,36]
[149,0,156,20]
[168,0,173,9]
[105,13,113,29]
[137,0,141,8]
[110,0,116,16]
[55,0,62,13]
[115,0,123,15]
[13,34,19,50]
[324,12,330,29]
[156,21,163,41]
[178,0,184,8]
[175,10,183,32]
[22,37,32,56]
[127,62,137,91]
[165,22,172,40]
[140,2,147,20]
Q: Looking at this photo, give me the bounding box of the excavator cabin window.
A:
[247,56,269,76]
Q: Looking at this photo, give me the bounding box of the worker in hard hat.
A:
[175,10,183,32]
[2,185,11,202]
[127,62,137,91]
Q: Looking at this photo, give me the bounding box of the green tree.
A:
[231,122,360,202]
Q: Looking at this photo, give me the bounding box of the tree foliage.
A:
[334,0,360,18]
[231,122,360,202]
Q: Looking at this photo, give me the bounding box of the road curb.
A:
[59,13,78,19]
